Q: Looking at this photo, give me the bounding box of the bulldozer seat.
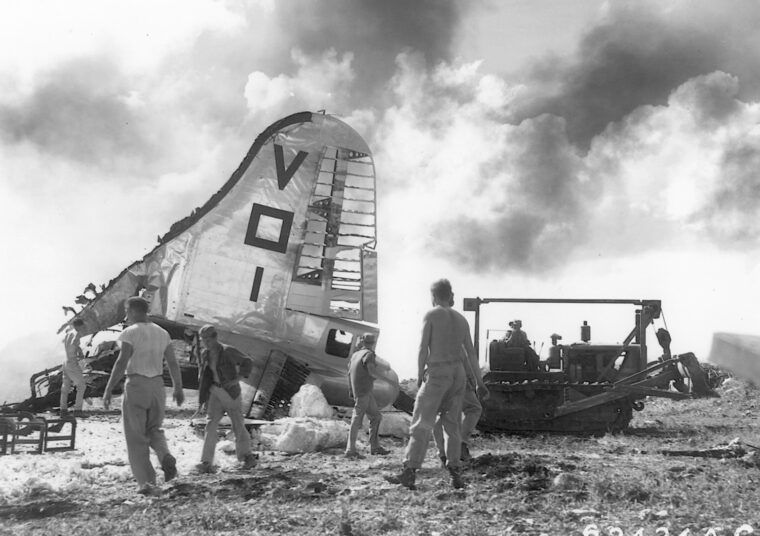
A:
[489,341,528,372]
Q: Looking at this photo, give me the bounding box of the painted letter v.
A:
[274,144,308,190]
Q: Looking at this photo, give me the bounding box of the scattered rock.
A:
[374,411,410,438]
[667,464,690,474]
[218,440,236,454]
[553,472,584,490]
[661,438,748,458]
[273,418,349,453]
[741,449,760,468]
[638,508,668,521]
[22,478,55,498]
[567,508,599,518]
[305,481,327,493]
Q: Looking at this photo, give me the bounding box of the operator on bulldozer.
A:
[504,320,541,372]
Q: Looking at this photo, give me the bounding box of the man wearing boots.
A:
[387,279,479,490]
[345,333,392,459]
[432,348,489,466]
[195,324,258,473]
[103,297,184,496]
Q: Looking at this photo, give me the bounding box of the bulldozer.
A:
[463,297,717,434]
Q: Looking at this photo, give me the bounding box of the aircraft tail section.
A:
[60,111,379,337]
[287,146,377,322]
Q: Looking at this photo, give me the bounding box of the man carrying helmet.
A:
[345,332,392,459]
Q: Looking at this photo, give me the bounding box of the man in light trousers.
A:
[196,324,258,473]
[103,296,184,496]
[60,318,87,416]
[387,279,482,490]
[345,333,392,459]
[432,372,488,465]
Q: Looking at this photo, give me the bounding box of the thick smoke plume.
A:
[515,0,760,150]
[389,0,760,273]
[273,0,463,107]
[0,58,167,177]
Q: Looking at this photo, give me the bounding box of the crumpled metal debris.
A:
[660,437,758,458]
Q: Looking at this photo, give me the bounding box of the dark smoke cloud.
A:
[0,1,470,184]
[669,71,742,127]
[429,0,760,274]
[515,0,760,150]
[159,19,280,129]
[274,0,466,107]
[698,139,760,244]
[436,211,577,273]
[432,114,589,272]
[0,57,164,175]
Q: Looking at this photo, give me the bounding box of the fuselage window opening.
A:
[325,329,354,358]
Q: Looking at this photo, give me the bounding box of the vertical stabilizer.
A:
[62,112,378,338]
[287,146,377,322]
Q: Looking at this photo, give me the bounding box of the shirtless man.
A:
[60,318,87,416]
[387,279,481,489]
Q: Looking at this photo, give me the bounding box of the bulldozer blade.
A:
[554,387,633,418]
[554,357,704,418]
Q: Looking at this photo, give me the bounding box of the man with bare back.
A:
[387,279,482,490]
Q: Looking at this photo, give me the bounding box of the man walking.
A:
[345,333,391,459]
[196,324,258,473]
[60,318,87,416]
[103,296,184,496]
[432,346,489,465]
[387,279,480,490]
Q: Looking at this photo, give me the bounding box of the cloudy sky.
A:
[2,0,759,401]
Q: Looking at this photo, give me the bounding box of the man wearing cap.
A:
[196,324,258,473]
[505,320,529,348]
[345,333,392,459]
[505,319,540,371]
[103,296,184,496]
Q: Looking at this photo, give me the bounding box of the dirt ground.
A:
[1,378,759,536]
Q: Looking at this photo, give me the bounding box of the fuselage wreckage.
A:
[23,111,407,418]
